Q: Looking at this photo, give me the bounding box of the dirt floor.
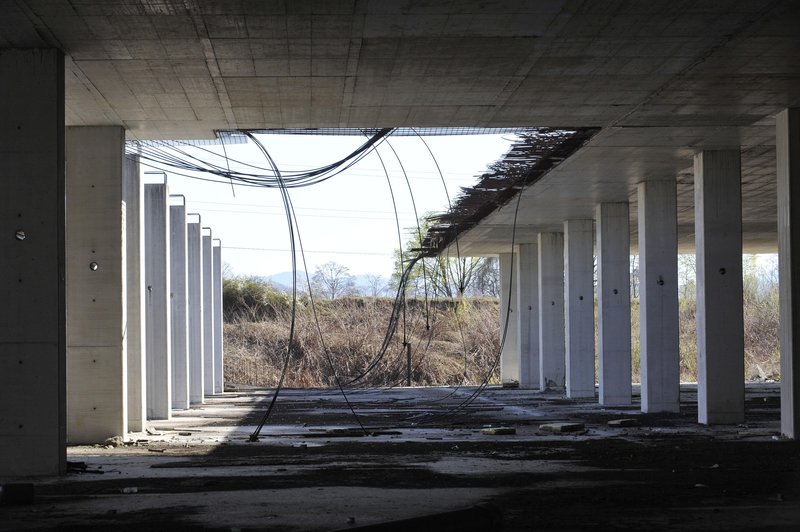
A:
[2,383,800,530]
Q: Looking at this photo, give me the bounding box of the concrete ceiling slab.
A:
[2,0,799,248]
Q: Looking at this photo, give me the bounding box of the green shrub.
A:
[223,276,292,322]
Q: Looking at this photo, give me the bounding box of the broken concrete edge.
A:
[608,418,640,427]
[481,427,517,435]
[538,422,586,434]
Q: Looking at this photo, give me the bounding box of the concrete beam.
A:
[124,155,146,433]
[596,203,632,406]
[778,108,800,438]
[0,49,66,476]
[187,218,204,405]
[695,150,744,425]
[144,183,171,420]
[564,220,595,398]
[170,198,190,409]
[638,179,680,413]
[516,243,539,389]
[538,232,566,391]
[65,126,128,443]
[213,239,224,394]
[202,228,215,396]
[499,252,519,385]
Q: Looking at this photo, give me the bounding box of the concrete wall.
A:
[187,219,204,404]
[125,155,146,432]
[0,49,66,476]
[170,201,190,409]
[144,184,171,420]
[65,126,128,444]
[213,240,224,394]
[202,230,214,396]
[499,252,519,384]
[538,232,566,391]
[516,243,540,389]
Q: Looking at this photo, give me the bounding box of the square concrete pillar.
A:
[213,239,224,394]
[125,155,146,432]
[637,179,680,413]
[499,252,520,385]
[66,126,128,443]
[144,183,171,420]
[778,108,800,438]
[187,217,205,405]
[564,220,595,398]
[596,202,632,406]
[695,150,744,424]
[0,49,66,476]
[516,243,540,389]
[538,232,566,391]
[202,228,215,396]
[170,198,190,409]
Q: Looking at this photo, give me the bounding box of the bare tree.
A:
[311,261,355,299]
[364,274,388,297]
[469,256,499,297]
[630,255,639,299]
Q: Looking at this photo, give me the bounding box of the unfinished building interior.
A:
[2,1,800,530]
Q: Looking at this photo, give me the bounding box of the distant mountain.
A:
[264,271,308,291]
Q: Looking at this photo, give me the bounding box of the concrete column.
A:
[778,108,800,438]
[516,243,540,389]
[538,232,566,391]
[144,183,171,420]
[0,49,66,476]
[564,220,595,398]
[124,155,146,432]
[65,126,128,443]
[499,252,520,385]
[213,239,224,394]
[170,198,190,409]
[695,150,744,424]
[187,217,204,405]
[596,202,632,406]
[202,228,215,396]
[637,179,680,413]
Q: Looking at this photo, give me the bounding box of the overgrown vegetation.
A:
[224,254,780,388]
[223,279,501,387]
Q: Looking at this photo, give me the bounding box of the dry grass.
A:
[224,297,501,388]
[225,291,779,388]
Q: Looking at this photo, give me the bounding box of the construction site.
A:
[2,1,800,530]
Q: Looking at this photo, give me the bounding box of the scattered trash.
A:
[451,445,460,451]
[104,436,124,447]
[481,426,516,435]
[67,461,104,475]
[146,428,163,436]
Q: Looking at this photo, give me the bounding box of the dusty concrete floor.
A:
[2,383,800,531]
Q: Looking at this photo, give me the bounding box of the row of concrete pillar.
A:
[63,126,224,444]
[498,110,799,436]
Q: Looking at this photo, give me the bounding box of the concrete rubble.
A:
[2,383,799,530]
